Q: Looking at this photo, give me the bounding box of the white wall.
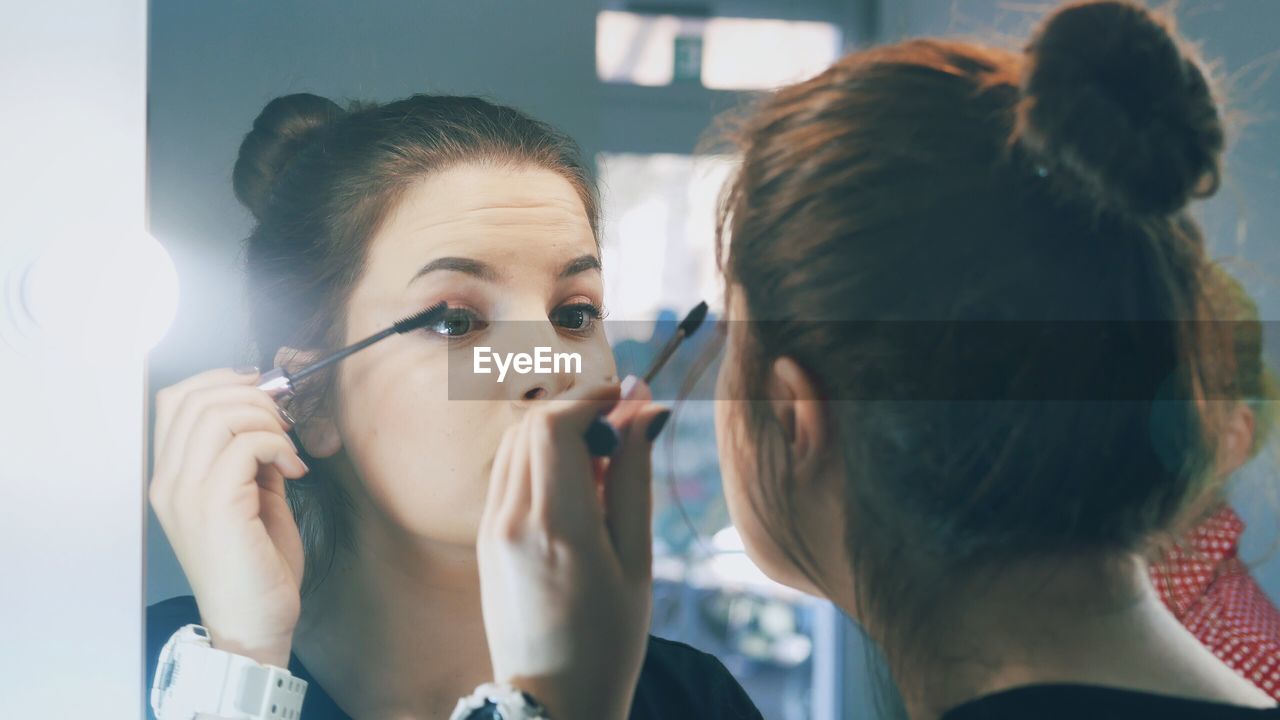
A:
[0,1,148,717]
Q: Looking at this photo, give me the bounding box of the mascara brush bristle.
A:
[392,301,449,334]
[678,301,709,337]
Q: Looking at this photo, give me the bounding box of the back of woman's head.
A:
[231,92,598,592]
[716,0,1230,651]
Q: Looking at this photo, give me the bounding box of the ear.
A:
[1216,403,1256,478]
[274,346,343,459]
[766,356,833,487]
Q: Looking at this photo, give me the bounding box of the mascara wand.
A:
[257,302,450,405]
[641,300,708,384]
[584,301,710,456]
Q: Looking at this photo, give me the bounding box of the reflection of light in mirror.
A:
[596,11,842,90]
[712,524,745,552]
[596,11,682,86]
[598,152,733,340]
[611,196,669,320]
[694,526,807,600]
[702,18,841,90]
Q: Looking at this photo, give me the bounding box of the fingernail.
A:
[278,406,296,427]
[620,374,640,400]
[233,365,260,375]
[645,410,672,442]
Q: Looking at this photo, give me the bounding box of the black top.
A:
[146,595,763,720]
[943,684,1280,719]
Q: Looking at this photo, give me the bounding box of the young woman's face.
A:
[319,164,613,547]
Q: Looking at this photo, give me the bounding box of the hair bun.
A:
[233,93,345,220]
[1015,1,1224,216]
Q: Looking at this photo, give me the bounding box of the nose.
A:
[508,348,576,406]
[507,324,577,407]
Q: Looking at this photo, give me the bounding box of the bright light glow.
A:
[598,152,733,340]
[701,18,842,90]
[597,11,842,90]
[23,231,179,354]
[712,524,746,552]
[694,526,807,600]
[597,11,682,86]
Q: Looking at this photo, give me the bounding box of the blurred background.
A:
[146,2,1280,718]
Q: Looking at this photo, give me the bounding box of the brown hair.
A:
[714,0,1230,687]
[232,93,599,594]
[1211,267,1280,454]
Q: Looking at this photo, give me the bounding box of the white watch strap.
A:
[152,624,307,720]
[449,682,552,720]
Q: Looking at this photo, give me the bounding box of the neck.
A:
[852,552,1274,720]
[292,495,492,719]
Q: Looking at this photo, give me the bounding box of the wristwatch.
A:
[150,624,308,720]
[449,683,553,720]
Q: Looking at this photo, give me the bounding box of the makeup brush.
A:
[642,300,708,384]
[257,302,450,404]
[584,300,710,456]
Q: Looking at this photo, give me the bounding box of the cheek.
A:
[714,402,761,546]
[713,378,771,572]
[338,354,504,543]
[714,354,750,530]
[714,366,824,596]
[586,335,617,378]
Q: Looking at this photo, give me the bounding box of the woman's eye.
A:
[428,308,485,337]
[554,303,602,332]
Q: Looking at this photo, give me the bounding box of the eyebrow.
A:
[408,256,498,286]
[559,254,602,278]
[408,254,601,287]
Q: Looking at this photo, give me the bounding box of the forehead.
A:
[365,164,596,275]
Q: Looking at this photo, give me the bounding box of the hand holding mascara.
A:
[583,300,709,456]
[256,301,451,405]
[473,306,709,720]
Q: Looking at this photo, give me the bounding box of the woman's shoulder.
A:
[632,635,763,720]
[942,684,1280,720]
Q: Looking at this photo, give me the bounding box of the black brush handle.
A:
[584,417,619,456]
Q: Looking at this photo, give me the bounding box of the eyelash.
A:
[421,302,608,340]
[553,302,607,336]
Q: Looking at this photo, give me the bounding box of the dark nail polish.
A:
[645,410,672,441]
[278,406,296,427]
[234,365,260,375]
